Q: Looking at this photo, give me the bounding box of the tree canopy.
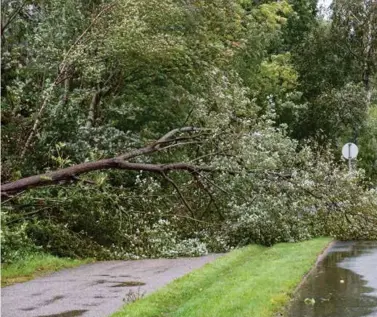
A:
[1,0,376,262]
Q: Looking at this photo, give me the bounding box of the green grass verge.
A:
[112,237,331,317]
[1,253,93,287]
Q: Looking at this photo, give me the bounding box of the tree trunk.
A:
[86,91,101,129]
[362,0,376,105]
[2,127,213,196]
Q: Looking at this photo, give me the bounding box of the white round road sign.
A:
[342,143,359,159]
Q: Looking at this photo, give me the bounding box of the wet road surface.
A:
[286,241,377,317]
[1,255,222,317]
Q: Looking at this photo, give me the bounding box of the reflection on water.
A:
[286,241,377,317]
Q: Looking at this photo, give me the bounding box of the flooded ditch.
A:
[285,241,377,317]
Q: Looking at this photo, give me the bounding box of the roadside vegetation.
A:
[1,0,376,266]
[112,238,331,317]
[1,253,91,287]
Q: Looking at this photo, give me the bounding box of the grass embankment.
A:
[1,253,92,287]
[113,237,331,317]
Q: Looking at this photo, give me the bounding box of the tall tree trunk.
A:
[363,1,373,104]
[86,91,101,129]
[362,0,377,105]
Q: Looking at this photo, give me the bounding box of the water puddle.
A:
[21,307,37,311]
[93,295,104,298]
[83,302,100,307]
[111,281,146,287]
[92,279,146,287]
[155,268,169,274]
[44,295,65,305]
[285,241,377,317]
[37,310,87,317]
[92,279,107,285]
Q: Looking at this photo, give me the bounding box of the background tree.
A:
[1,0,376,263]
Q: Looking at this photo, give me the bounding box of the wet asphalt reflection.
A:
[286,241,377,317]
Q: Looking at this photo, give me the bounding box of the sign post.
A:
[342,143,359,172]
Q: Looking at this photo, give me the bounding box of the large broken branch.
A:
[1,127,213,197]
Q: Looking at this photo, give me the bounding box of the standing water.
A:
[286,241,377,317]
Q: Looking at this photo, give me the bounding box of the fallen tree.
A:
[1,127,216,197]
[2,124,377,262]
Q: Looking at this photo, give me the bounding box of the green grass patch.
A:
[112,237,331,317]
[1,253,92,287]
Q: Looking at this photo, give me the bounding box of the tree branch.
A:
[191,172,225,220]
[59,2,117,73]
[1,128,215,197]
[117,127,207,160]
[1,0,27,37]
[161,172,196,218]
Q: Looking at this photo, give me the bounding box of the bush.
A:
[1,212,37,263]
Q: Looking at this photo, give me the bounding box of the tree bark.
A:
[363,1,373,104]
[1,127,213,196]
[85,91,101,129]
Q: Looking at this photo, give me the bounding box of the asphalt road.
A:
[1,254,222,317]
[286,241,377,317]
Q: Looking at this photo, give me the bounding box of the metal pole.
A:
[348,143,352,172]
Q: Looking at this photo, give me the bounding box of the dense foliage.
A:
[1,0,376,263]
